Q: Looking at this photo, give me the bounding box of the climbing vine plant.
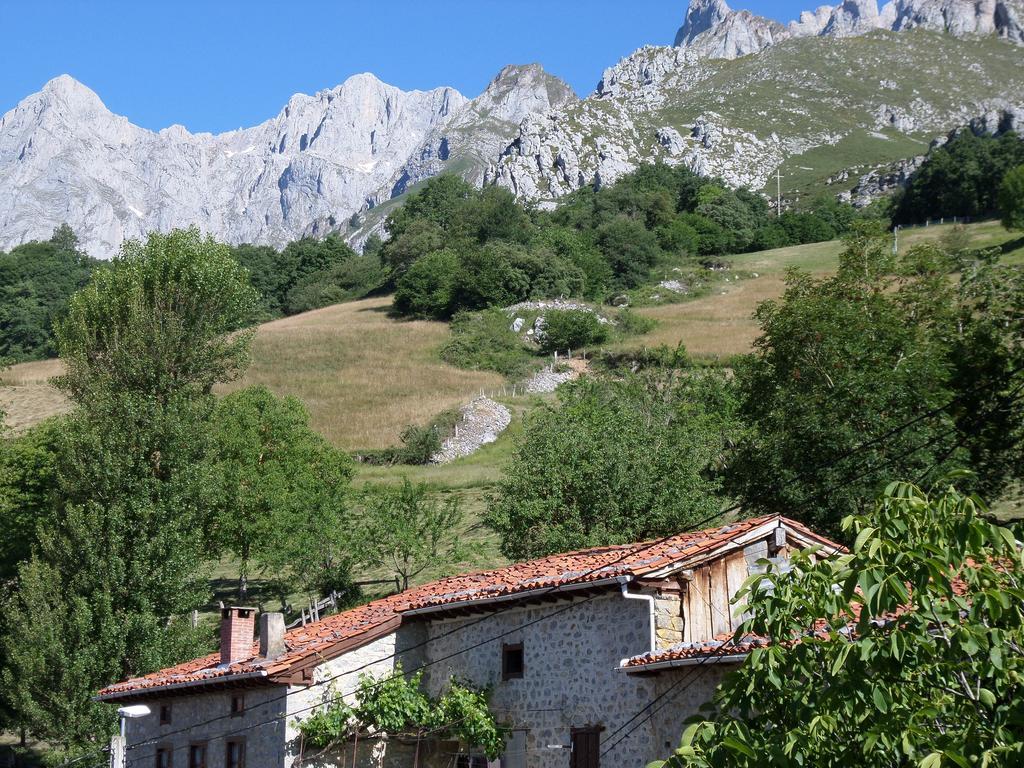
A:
[297,663,507,760]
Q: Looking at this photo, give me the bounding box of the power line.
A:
[599,385,1024,759]
[108,366,1023,765]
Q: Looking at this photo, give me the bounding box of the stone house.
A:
[98,515,838,768]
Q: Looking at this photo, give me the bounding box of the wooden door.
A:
[571,727,601,768]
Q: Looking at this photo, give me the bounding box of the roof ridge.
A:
[99,513,791,697]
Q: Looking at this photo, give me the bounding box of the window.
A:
[501,643,524,680]
[159,704,172,725]
[188,744,206,768]
[570,727,602,768]
[455,755,489,768]
[225,739,245,768]
[230,694,245,717]
[155,746,172,768]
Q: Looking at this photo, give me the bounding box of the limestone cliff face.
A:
[0,65,574,257]
[492,25,1024,204]
[674,0,1024,59]
[674,0,788,57]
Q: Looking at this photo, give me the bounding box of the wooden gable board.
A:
[709,558,732,638]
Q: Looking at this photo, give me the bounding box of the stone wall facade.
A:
[418,591,660,767]
[118,533,785,768]
[123,685,288,768]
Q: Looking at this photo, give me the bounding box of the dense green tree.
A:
[380,218,446,278]
[537,226,613,300]
[0,420,59,583]
[1,229,258,748]
[999,164,1024,230]
[596,216,661,287]
[229,243,285,316]
[393,248,461,318]
[893,131,1024,224]
[210,386,356,603]
[727,224,1023,538]
[231,234,377,318]
[487,369,739,560]
[655,483,1024,768]
[57,228,258,404]
[459,185,535,245]
[385,175,475,240]
[356,478,464,591]
[539,309,609,354]
[0,225,99,361]
[450,242,533,310]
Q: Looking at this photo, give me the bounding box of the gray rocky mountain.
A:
[492,2,1024,207]
[0,66,573,257]
[675,0,1024,58]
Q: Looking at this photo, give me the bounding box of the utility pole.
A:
[776,169,782,218]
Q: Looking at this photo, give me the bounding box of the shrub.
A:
[615,308,656,337]
[539,309,608,354]
[393,248,460,318]
[440,309,533,378]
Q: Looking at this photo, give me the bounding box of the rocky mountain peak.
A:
[31,74,110,120]
[674,0,787,57]
[476,63,578,122]
[673,0,1024,59]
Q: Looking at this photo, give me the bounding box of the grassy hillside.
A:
[2,219,1021,600]
[628,221,1024,361]
[1,296,504,451]
[4,220,1020,439]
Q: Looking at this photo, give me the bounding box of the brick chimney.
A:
[220,605,256,666]
[259,612,286,660]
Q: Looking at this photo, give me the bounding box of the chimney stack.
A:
[259,612,286,660]
[220,605,256,666]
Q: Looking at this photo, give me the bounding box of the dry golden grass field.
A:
[220,296,504,450]
[0,297,503,450]
[2,221,1021,445]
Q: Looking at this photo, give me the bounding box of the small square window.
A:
[188,743,207,768]
[502,643,524,680]
[230,694,245,717]
[225,740,246,768]
[155,745,172,768]
[159,704,172,725]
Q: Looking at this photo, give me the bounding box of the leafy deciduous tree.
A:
[655,482,1024,767]
[357,478,464,591]
[487,369,739,560]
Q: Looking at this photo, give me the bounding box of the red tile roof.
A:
[99,514,838,699]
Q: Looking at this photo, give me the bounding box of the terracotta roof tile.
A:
[100,514,835,698]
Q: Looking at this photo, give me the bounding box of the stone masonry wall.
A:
[419,592,661,768]
[648,665,734,757]
[123,685,288,768]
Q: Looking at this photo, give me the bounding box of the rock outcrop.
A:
[493,4,1024,205]
[0,65,574,257]
[673,0,1024,59]
[674,0,788,58]
[430,397,511,463]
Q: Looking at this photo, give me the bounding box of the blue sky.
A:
[0,1,810,134]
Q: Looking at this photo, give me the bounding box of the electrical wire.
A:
[92,366,1024,765]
